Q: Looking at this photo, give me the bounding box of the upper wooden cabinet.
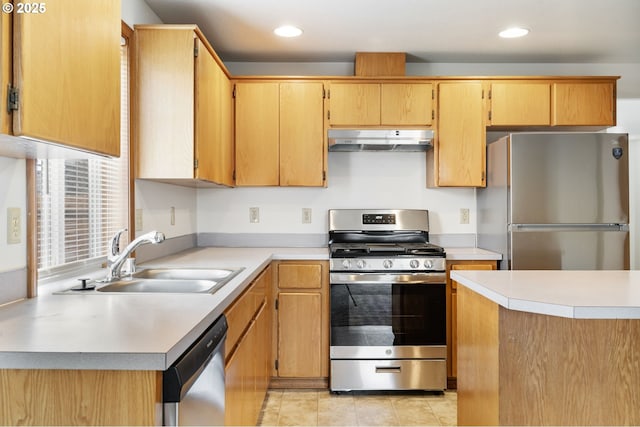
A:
[1,0,120,157]
[135,25,234,187]
[235,81,326,187]
[489,82,551,126]
[488,80,616,127]
[328,82,433,126]
[552,81,615,126]
[431,81,486,187]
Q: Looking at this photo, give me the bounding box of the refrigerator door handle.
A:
[510,224,629,232]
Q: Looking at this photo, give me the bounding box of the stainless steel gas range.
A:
[328,209,447,392]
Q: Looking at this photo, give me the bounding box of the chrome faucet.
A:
[104,229,165,282]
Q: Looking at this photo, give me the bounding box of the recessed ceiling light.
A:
[274,25,303,38]
[499,27,530,38]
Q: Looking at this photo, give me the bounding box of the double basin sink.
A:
[93,268,244,294]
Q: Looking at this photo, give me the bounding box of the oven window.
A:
[330,283,446,346]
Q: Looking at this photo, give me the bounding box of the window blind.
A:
[36,41,130,277]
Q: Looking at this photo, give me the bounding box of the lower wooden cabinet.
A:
[271,261,329,388]
[446,260,497,389]
[224,265,272,426]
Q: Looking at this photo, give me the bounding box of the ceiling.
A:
[144,0,640,64]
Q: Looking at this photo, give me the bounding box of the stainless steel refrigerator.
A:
[477,132,629,270]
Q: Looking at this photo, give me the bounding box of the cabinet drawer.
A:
[278,264,322,289]
[224,267,269,358]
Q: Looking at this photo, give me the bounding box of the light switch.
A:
[7,207,21,244]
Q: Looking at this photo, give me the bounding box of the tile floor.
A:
[258,389,457,426]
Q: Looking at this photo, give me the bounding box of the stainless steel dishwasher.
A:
[163,314,227,426]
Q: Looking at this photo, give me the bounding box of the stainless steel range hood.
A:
[328,129,434,152]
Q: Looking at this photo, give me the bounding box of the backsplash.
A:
[197,151,477,236]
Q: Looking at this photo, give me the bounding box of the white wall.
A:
[197,152,475,235]
[615,99,640,268]
[0,158,27,272]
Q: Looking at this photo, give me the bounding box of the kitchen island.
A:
[451,270,640,426]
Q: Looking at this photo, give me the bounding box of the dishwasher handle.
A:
[163,314,227,402]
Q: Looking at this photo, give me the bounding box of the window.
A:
[36,33,130,279]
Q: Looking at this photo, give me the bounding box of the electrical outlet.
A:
[135,209,143,231]
[302,208,312,224]
[7,207,20,244]
[460,208,470,225]
[249,207,260,223]
[170,207,176,226]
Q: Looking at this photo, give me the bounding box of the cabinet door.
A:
[329,83,380,125]
[437,82,486,187]
[490,83,551,126]
[235,82,279,185]
[278,292,323,377]
[194,41,234,186]
[136,28,195,179]
[381,83,433,126]
[194,39,217,182]
[1,11,11,135]
[13,0,120,156]
[552,82,615,126]
[280,82,325,186]
[448,262,496,381]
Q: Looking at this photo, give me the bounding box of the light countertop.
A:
[0,245,498,371]
[451,270,640,319]
[0,247,327,371]
[445,247,502,261]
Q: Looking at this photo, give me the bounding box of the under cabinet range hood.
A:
[328,129,434,152]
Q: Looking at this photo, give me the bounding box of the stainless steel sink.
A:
[97,278,220,293]
[132,268,241,281]
[93,267,244,294]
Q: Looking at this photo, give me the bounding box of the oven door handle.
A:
[330,272,445,284]
[375,366,402,373]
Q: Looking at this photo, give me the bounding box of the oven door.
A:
[330,272,446,360]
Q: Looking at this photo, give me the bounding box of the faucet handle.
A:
[109,228,128,258]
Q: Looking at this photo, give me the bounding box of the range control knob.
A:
[383,259,393,269]
[410,259,420,269]
[341,259,351,269]
[424,259,434,269]
[356,260,366,269]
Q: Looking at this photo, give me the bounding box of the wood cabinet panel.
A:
[490,82,551,126]
[277,292,323,377]
[446,260,497,388]
[224,265,272,426]
[329,83,381,125]
[552,82,615,126]
[381,83,432,125]
[195,38,218,182]
[235,82,280,185]
[12,0,120,156]
[195,41,234,185]
[1,11,11,135]
[279,82,325,186]
[278,263,322,289]
[136,28,195,179]
[272,261,329,386]
[135,26,233,185]
[436,82,486,187]
[0,369,160,425]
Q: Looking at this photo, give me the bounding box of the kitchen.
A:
[1,0,640,425]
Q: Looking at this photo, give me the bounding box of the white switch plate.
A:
[302,208,312,224]
[249,207,260,223]
[135,209,143,231]
[460,208,470,224]
[7,207,20,244]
